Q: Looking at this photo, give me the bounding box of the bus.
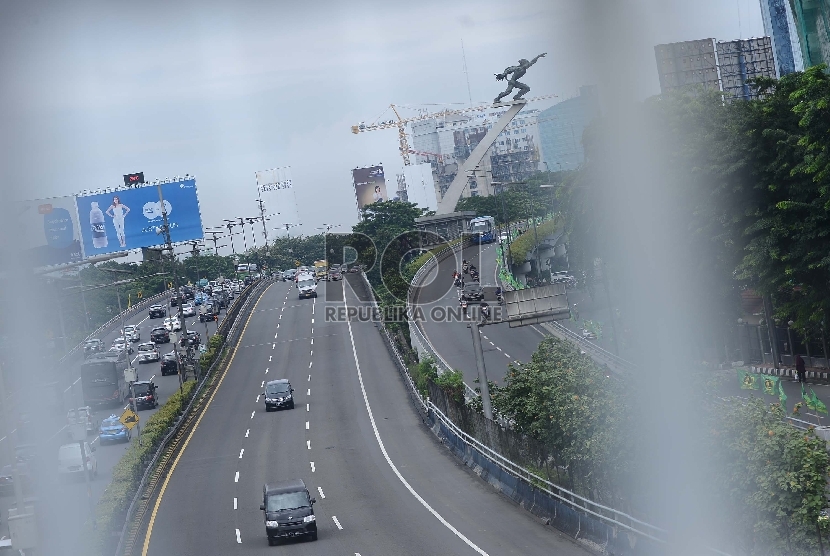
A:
[237,263,258,273]
[469,216,496,244]
[80,351,130,407]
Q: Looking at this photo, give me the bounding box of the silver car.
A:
[123,325,140,342]
[137,342,160,363]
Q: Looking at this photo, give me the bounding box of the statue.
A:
[493,53,546,104]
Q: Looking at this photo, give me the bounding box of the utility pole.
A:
[255,199,269,247]
[469,321,494,420]
[205,230,224,256]
[156,183,189,391]
[237,217,249,252]
[223,220,238,257]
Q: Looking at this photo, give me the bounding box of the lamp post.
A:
[788,320,795,362]
[223,220,238,257]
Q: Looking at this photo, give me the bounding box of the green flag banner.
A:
[778,380,787,409]
[738,369,759,390]
[802,384,817,411]
[810,389,828,415]
[762,375,779,395]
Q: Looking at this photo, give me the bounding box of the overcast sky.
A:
[0,0,763,256]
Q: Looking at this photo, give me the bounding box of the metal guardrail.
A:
[541,321,635,375]
[427,401,668,543]
[114,279,270,556]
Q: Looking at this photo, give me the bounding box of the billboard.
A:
[76,179,203,256]
[352,165,388,210]
[17,196,84,267]
[403,163,438,213]
[256,166,300,228]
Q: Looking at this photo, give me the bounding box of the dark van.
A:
[260,479,317,545]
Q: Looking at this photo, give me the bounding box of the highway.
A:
[137,276,589,555]
[0,293,225,556]
[413,243,550,386]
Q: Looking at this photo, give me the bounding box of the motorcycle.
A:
[462,262,469,274]
[469,270,479,282]
[454,277,462,288]
[480,303,491,321]
[460,299,468,315]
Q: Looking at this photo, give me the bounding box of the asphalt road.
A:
[413,243,549,386]
[0,293,225,555]
[138,276,590,556]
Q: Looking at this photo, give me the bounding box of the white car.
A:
[137,342,161,363]
[163,317,181,332]
[110,337,133,354]
[181,303,196,318]
[58,442,97,479]
[123,325,140,342]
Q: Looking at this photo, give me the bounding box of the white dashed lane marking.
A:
[307,440,311,450]
[236,529,241,543]
[310,462,315,472]
[306,421,309,430]
[235,471,239,482]
[318,487,326,499]
[332,516,343,530]
[239,449,244,459]
[251,411,255,419]
[245,429,249,438]
[234,497,237,509]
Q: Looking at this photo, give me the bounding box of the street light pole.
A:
[469,321,494,420]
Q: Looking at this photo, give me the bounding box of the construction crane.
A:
[351,94,557,167]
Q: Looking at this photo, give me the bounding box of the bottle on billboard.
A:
[90,202,108,249]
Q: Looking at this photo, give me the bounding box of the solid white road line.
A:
[235,529,241,543]
[234,497,237,509]
[332,516,343,530]
[307,440,311,450]
[343,281,490,556]
[310,462,315,472]
[235,471,239,482]
[239,449,244,459]
[318,486,325,499]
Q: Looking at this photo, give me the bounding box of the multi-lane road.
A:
[136,276,589,555]
[0,296,224,556]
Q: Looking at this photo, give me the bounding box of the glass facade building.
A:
[789,0,830,68]
[760,0,805,75]
[536,85,600,173]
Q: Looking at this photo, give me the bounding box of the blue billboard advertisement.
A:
[76,179,203,256]
[17,195,84,267]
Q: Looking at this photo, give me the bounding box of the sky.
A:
[0,0,764,257]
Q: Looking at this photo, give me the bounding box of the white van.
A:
[58,442,97,479]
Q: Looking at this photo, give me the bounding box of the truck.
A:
[80,351,130,407]
[313,260,328,280]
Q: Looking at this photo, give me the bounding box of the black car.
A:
[179,330,201,348]
[263,379,294,411]
[149,305,167,319]
[170,294,182,307]
[261,479,317,545]
[461,283,484,301]
[160,352,178,376]
[150,327,170,344]
[181,286,195,300]
[129,381,158,410]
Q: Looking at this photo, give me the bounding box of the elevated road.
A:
[413,243,549,386]
[137,276,589,555]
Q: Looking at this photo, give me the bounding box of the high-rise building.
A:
[654,39,722,94]
[716,37,777,100]
[653,37,777,101]
[789,0,830,69]
[536,85,601,173]
[759,0,804,76]
[411,107,542,199]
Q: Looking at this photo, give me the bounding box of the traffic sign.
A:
[120,408,139,430]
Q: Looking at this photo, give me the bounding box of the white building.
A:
[411,107,542,202]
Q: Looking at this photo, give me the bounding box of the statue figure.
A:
[493,53,546,104]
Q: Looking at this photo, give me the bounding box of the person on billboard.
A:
[106,195,131,248]
[373,185,384,203]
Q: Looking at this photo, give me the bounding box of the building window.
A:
[470,191,479,197]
